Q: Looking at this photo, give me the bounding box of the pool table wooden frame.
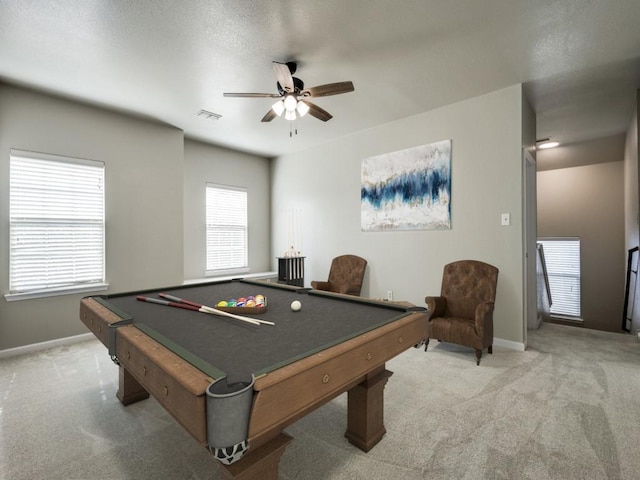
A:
[80,290,427,480]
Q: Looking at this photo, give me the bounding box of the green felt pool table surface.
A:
[94,279,417,382]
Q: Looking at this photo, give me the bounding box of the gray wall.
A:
[624,91,639,333]
[537,161,625,332]
[522,88,538,335]
[0,84,270,350]
[183,139,271,280]
[0,82,534,350]
[271,84,532,347]
[538,134,626,172]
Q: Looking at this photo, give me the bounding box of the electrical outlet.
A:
[387,290,393,301]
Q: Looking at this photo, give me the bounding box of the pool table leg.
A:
[219,432,293,480]
[116,366,150,405]
[344,364,393,452]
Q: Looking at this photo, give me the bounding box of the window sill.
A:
[184,271,277,285]
[4,283,110,302]
[205,267,251,277]
[549,315,584,327]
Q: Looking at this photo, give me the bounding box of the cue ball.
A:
[291,300,302,312]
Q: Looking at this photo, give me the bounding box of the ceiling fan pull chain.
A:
[289,119,298,137]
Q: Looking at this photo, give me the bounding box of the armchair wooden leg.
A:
[475,349,482,366]
[488,345,493,355]
[424,338,430,352]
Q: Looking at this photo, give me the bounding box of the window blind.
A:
[9,150,105,294]
[206,184,248,272]
[537,238,581,317]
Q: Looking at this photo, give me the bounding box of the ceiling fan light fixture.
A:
[224,61,354,125]
[272,100,285,116]
[296,100,310,117]
[285,110,297,121]
[284,94,298,112]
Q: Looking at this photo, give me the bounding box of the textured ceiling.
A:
[1,0,639,158]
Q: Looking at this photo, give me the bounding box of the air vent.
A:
[196,109,222,121]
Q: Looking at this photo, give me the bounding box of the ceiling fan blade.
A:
[261,109,277,122]
[272,62,294,93]
[301,81,354,98]
[304,101,333,122]
[223,92,281,98]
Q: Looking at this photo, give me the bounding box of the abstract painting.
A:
[361,139,451,231]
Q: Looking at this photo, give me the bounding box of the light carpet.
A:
[1,322,640,480]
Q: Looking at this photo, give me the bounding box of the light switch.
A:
[501,213,510,226]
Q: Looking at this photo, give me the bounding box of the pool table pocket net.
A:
[206,375,255,465]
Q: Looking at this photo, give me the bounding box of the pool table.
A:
[80,278,427,479]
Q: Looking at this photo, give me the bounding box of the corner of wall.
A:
[627,89,640,334]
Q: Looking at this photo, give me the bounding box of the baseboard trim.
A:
[494,337,525,352]
[0,332,95,360]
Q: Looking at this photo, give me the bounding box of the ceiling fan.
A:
[223,61,354,123]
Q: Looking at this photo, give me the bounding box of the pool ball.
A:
[291,300,302,312]
[216,300,228,307]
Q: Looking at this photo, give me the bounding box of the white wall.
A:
[183,139,271,279]
[271,85,529,346]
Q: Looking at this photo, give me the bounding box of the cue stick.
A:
[136,296,261,326]
[157,293,275,326]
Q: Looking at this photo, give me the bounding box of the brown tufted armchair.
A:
[424,260,498,365]
[311,254,368,296]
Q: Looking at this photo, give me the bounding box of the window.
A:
[8,150,105,298]
[537,238,581,318]
[206,184,248,274]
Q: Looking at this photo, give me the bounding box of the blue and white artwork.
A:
[361,140,451,231]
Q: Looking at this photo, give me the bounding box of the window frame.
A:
[205,183,250,277]
[5,149,108,301]
[537,237,581,319]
